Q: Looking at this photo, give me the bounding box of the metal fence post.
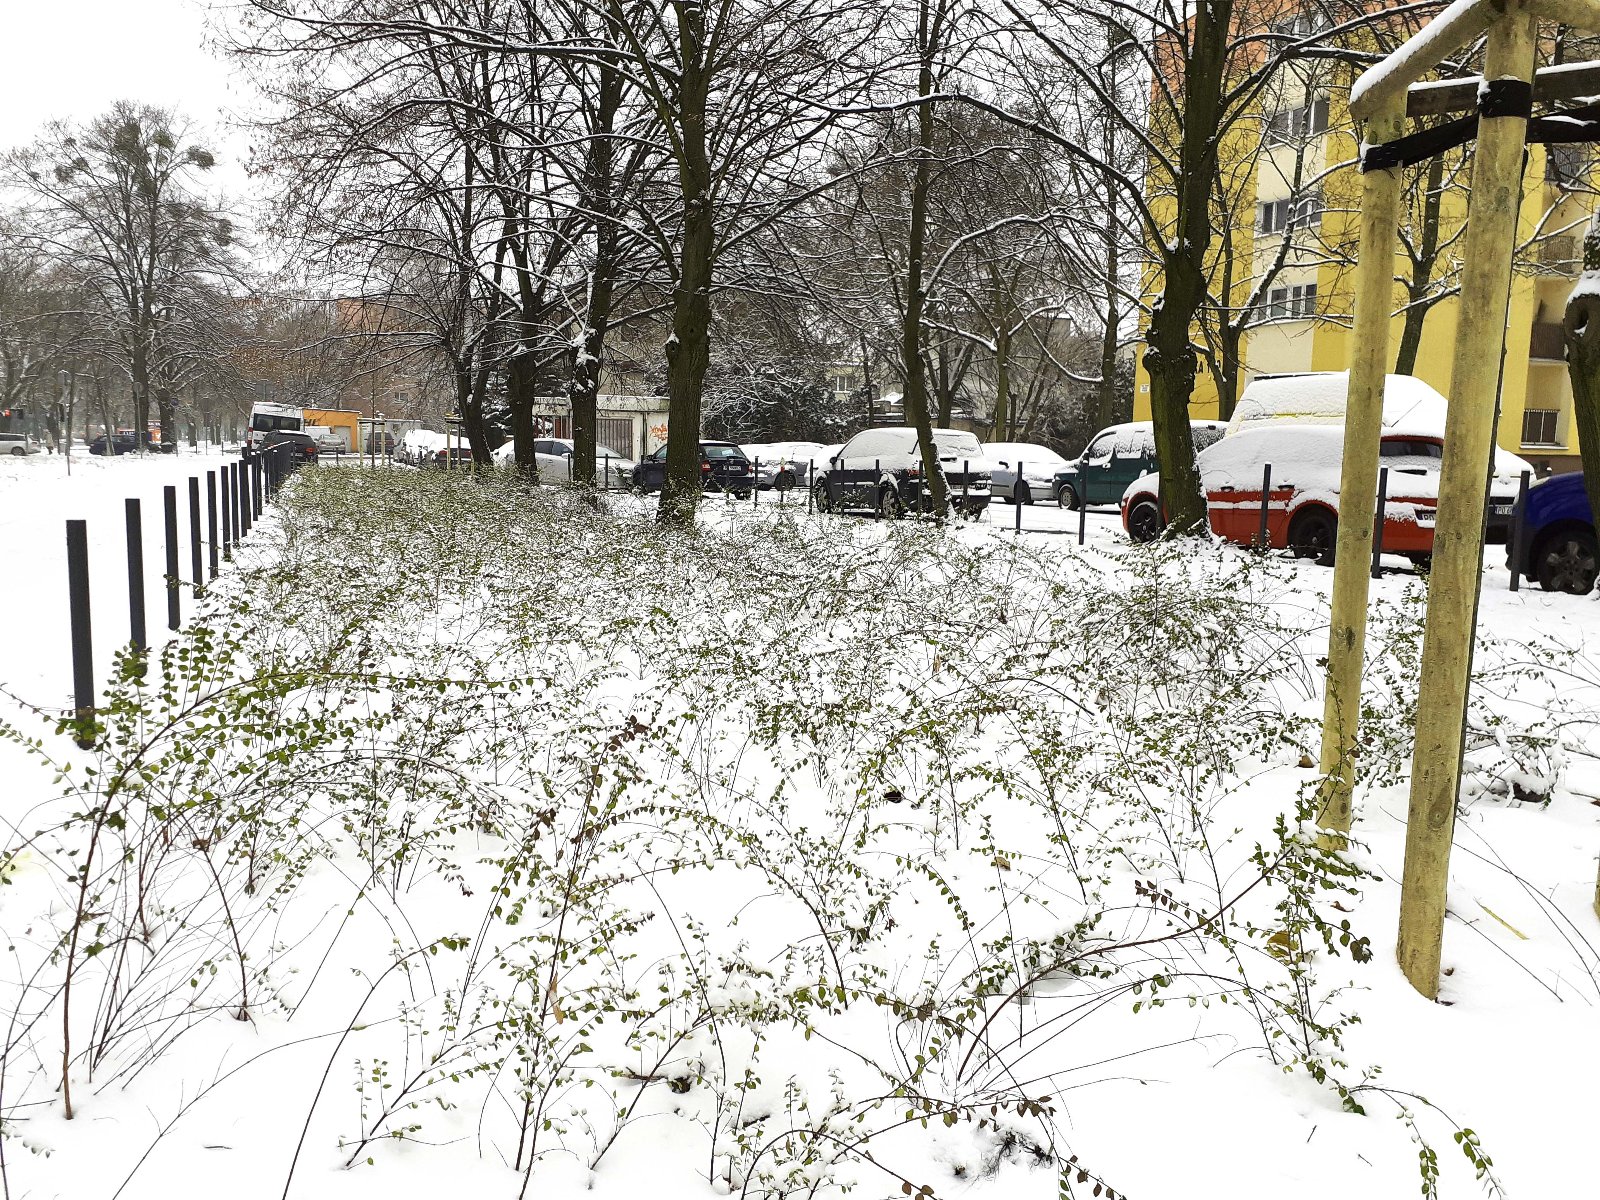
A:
[874,459,881,519]
[230,462,242,544]
[66,520,95,748]
[1014,461,1024,533]
[753,458,761,507]
[188,477,203,595]
[1508,469,1530,592]
[1077,487,1087,545]
[240,458,252,536]
[125,499,146,651]
[164,485,180,631]
[603,452,610,492]
[1257,463,1273,550]
[207,471,219,578]
[807,460,815,513]
[1371,466,1390,580]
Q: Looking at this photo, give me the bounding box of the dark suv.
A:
[89,431,160,455]
[259,430,320,470]
[812,427,991,518]
[1509,472,1596,594]
[632,441,755,497]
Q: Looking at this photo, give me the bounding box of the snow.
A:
[0,464,1597,1200]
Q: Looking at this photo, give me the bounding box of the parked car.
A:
[1120,424,1517,567]
[981,441,1071,504]
[0,432,39,456]
[1509,472,1596,594]
[1053,421,1227,510]
[632,441,755,496]
[1224,370,1532,543]
[742,442,828,490]
[494,436,636,486]
[259,429,320,468]
[88,430,160,455]
[812,427,991,518]
[430,446,474,468]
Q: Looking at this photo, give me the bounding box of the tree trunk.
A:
[1216,324,1243,421]
[131,340,150,452]
[507,352,539,475]
[658,0,715,527]
[156,385,175,451]
[901,0,951,516]
[992,324,1010,440]
[458,358,492,464]
[1563,229,1600,529]
[1394,153,1446,375]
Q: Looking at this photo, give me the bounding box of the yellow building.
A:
[1133,60,1590,474]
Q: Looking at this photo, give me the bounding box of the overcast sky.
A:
[0,0,260,200]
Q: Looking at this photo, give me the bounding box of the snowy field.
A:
[0,461,1595,1200]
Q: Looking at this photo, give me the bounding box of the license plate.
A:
[1491,504,1513,516]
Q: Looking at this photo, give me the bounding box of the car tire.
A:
[1534,529,1599,595]
[1289,508,1338,567]
[1126,497,1162,542]
[775,470,795,491]
[878,483,904,519]
[813,481,833,513]
[9,447,24,457]
[1016,482,1032,506]
[1057,484,1079,510]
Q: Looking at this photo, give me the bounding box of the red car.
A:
[1119,424,1491,566]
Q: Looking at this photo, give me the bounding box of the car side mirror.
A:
[997,460,1009,468]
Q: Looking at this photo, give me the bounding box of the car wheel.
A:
[734,490,752,500]
[1126,498,1162,542]
[1016,482,1032,506]
[1535,529,1598,595]
[1057,485,1079,510]
[878,483,904,519]
[1289,508,1338,567]
[775,470,795,491]
[813,481,833,513]
[9,447,24,457]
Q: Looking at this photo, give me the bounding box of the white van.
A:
[248,402,304,447]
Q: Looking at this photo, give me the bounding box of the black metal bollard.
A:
[164,485,180,631]
[807,460,815,513]
[66,520,95,748]
[874,459,882,519]
[240,459,252,536]
[220,466,232,559]
[1371,466,1389,580]
[231,462,242,543]
[125,499,147,651]
[753,458,761,507]
[1014,461,1024,533]
[1257,464,1273,550]
[1077,485,1087,545]
[603,453,610,492]
[1509,469,1531,593]
[206,470,219,578]
[188,477,203,594]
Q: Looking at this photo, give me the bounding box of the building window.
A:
[1264,97,1330,145]
[1265,283,1318,320]
[1273,12,1327,37]
[1258,192,1323,234]
[1522,408,1560,446]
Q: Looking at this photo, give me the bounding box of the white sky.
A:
[0,0,261,201]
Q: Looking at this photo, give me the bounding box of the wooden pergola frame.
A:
[1315,0,1600,1000]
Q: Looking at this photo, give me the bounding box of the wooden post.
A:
[1396,9,1536,1000]
[1316,96,1407,843]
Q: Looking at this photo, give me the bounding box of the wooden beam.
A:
[1407,59,1600,115]
[1350,0,1498,120]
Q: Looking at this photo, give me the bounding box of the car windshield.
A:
[251,414,302,433]
[932,431,983,458]
[1194,426,1226,451]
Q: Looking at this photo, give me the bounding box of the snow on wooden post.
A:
[1316,95,1408,846]
[1396,9,1537,1000]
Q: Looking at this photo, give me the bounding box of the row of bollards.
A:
[64,445,300,748]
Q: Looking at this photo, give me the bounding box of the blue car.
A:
[1511,472,1597,594]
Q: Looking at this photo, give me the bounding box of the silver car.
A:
[0,433,39,457]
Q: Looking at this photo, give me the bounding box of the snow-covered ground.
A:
[0,463,1593,1200]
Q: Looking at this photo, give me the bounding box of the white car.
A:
[0,433,40,456]
[492,436,635,486]
[981,441,1071,504]
[742,441,829,489]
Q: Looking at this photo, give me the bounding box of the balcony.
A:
[1528,321,1567,362]
[1536,234,1581,276]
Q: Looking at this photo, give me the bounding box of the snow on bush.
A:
[1,468,1572,1198]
